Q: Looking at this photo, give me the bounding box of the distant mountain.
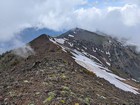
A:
[19,27,65,43]
[0,28,140,104]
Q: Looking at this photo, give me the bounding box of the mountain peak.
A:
[34,34,49,40]
[70,27,85,32]
[29,34,57,54]
[30,34,50,44]
[58,28,107,45]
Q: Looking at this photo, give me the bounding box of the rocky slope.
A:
[0,30,140,105]
[58,28,140,81]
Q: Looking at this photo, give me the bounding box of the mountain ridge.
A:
[57,28,140,81]
[0,28,140,104]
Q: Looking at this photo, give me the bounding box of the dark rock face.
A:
[30,34,57,53]
[0,31,140,104]
[58,28,140,81]
[59,28,108,45]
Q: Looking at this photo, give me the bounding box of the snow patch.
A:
[106,61,111,66]
[93,48,96,52]
[103,58,111,66]
[109,40,112,43]
[49,38,67,52]
[84,52,103,65]
[61,46,67,52]
[49,38,57,44]
[106,51,110,56]
[101,50,104,53]
[68,34,74,37]
[131,78,140,83]
[55,38,66,44]
[83,46,87,50]
[68,42,73,47]
[72,50,139,94]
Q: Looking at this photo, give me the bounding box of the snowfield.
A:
[55,38,66,44]
[68,34,74,37]
[50,37,139,94]
[72,50,139,94]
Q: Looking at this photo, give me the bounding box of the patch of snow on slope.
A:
[106,61,111,66]
[106,62,111,66]
[68,42,73,47]
[82,51,104,67]
[106,51,110,56]
[131,78,139,83]
[49,38,57,44]
[93,48,96,52]
[83,46,87,50]
[55,38,66,44]
[103,58,111,66]
[68,34,74,37]
[61,46,67,52]
[72,50,139,94]
[49,38,67,52]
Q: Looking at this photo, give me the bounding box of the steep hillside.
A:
[0,33,140,105]
[58,28,140,81]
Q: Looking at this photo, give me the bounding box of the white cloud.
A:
[0,0,86,53]
[125,0,140,5]
[0,0,86,42]
[118,4,140,26]
[72,4,140,47]
[0,0,140,53]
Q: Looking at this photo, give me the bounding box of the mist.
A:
[12,44,35,58]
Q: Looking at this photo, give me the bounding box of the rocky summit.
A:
[0,28,140,105]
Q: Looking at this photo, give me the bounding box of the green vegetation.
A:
[43,92,56,103]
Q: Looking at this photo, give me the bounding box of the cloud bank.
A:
[0,0,140,53]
